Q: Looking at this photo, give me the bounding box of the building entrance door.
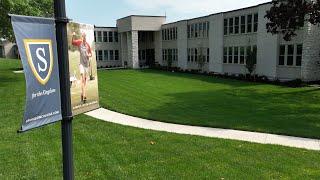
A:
[146,49,155,67]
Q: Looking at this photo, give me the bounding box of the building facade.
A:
[0,39,18,59]
[95,2,320,81]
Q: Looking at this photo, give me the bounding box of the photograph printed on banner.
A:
[67,22,99,116]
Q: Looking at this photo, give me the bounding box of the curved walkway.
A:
[86,108,320,151]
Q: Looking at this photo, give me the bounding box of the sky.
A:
[66,0,270,27]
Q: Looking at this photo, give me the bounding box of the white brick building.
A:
[94,2,320,81]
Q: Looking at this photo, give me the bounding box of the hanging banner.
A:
[11,15,62,132]
[67,22,99,115]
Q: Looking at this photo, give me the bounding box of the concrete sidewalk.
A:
[86,108,320,151]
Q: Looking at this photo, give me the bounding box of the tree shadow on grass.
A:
[141,88,320,139]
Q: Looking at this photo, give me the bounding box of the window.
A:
[246,46,251,62]
[279,45,285,65]
[287,45,294,66]
[207,48,210,62]
[166,29,170,40]
[254,13,258,32]
[103,31,108,42]
[207,22,210,36]
[162,49,165,61]
[235,17,239,34]
[115,50,119,60]
[195,24,198,38]
[103,50,108,61]
[199,23,203,37]
[234,47,239,64]
[97,50,103,61]
[162,30,165,40]
[110,50,114,60]
[296,44,303,66]
[94,31,96,42]
[224,47,228,63]
[240,47,245,64]
[97,31,102,42]
[191,48,194,62]
[247,14,252,33]
[195,48,198,62]
[253,45,257,64]
[228,47,233,63]
[241,16,246,33]
[203,22,207,37]
[191,24,195,38]
[187,25,190,38]
[114,32,118,42]
[188,49,191,62]
[167,49,172,62]
[229,18,234,34]
[224,19,228,35]
[109,32,113,42]
[176,27,178,39]
[170,28,173,40]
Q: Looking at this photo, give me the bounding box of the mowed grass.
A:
[99,69,320,139]
[1,59,320,179]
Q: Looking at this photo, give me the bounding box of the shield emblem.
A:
[24,39,54,85]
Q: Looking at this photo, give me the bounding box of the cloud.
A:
[124,0,270,14]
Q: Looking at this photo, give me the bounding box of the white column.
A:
[256,3,278,79]
[177,21,188,70]
[209,14,224,73]
[302,22,320,81]
[126,31,139,69]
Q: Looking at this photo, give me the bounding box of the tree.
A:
[245,48,257,77]
[0,0,53,42]
[265,0,320,41]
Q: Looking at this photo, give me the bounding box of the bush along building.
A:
[94,2,320,82]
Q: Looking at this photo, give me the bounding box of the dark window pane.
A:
[228,47,233,63]
[235,17,239,34]
[229,18,234,34]
[104,50,108,60]
[279,56,285,65]
[297,44,303,55]
[287,56,294,65]
[247,15,252,33]
[109,32,113,42]
[288,45,294,55]
[234,47,239,63]
[114,32,118,42]
[280,45,285,55]
[296,56,302,66]
[224,19,228,35]
[103,32,108,42]
[241,16,246,33]
[254,13,258,32]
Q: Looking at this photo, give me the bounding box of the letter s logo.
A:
[36,47,47,72]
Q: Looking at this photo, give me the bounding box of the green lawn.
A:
[1,59,320,179]
[100,69,320,139]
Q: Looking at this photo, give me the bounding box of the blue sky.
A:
[66,0,270,27]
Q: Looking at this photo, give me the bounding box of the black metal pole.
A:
[54,0,74,179]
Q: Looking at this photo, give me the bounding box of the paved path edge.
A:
[85,108,320,151]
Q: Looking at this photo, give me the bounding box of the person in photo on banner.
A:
[71,32,92,103]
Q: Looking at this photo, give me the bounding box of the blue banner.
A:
[11,15,62,132]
